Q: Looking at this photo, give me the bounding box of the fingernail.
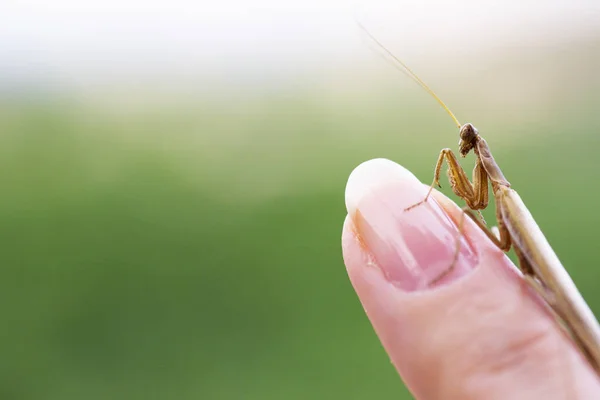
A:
[345,159,479,292]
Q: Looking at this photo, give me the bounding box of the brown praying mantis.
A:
[358,22,600,376]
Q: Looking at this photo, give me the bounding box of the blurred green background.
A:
[3,3,600,399]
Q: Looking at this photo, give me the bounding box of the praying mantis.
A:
[358,22,600,376]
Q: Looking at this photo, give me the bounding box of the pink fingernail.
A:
[345,159,479,292]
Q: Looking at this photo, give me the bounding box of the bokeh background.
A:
[2,1,600,399]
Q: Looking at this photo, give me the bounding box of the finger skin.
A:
[342,187,600,399]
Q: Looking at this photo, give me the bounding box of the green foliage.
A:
[0,92,599,399]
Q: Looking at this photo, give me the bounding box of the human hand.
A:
[341,159,600,399]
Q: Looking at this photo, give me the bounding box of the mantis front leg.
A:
[405,148,489,213]
[405,148,494,284]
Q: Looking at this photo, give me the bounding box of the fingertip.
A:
[344,159,479,292]
[345,158,421,218]
[340,165,600,398]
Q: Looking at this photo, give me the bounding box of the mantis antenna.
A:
[356,21,462,129]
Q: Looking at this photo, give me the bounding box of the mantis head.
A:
[458,123,479,157]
